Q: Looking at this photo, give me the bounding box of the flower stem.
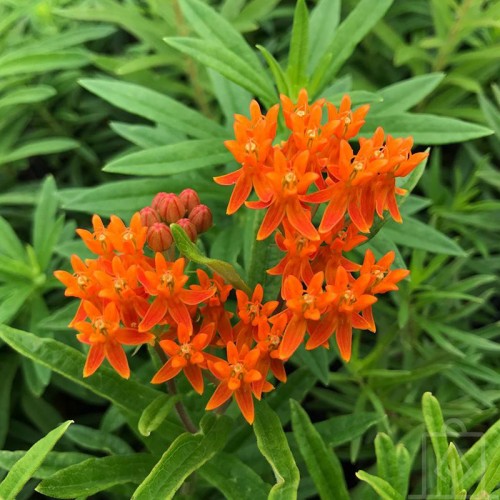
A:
[154,344,198,434]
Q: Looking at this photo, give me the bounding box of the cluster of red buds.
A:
[139,189,213,252]
[55,90,426,424]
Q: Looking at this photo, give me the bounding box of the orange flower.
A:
[138,255,215,333]
[359,249,409,330]
[151,323,215,394]
[267,219,319,289]
[215,100,279,214]
[190,270,234,344]
[75,301,154,378]
[233,284,278,348]
[106,213,147,256]
[306,267,377,360]
[246,149,319,241]
[76,214,115,257]
[206,342,262,424]
[278,272,335,360]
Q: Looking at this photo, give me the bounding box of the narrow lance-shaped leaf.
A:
[360,113,493,145]
[0,325,183,440]
[138,395,180,437]
[103,139,232,176]
[461,418,500,491]
[253,402,300,500]
[0,354,18,448]
[287,0,309,95]
[171,223,251,295]
[257,45,290,96]
[369,73,445,116]
[290,400,349,500]
[198,452,271,500]
[310,0,394,95]
[422,392,448,464]
[36,454,156,499]
[132,414,232,500]
[0,420,73,500]
[355,470,403,500]
[308,0,341,74]
[79,78,226,139]
[164,37,276,106]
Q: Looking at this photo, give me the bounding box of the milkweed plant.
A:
[0,0,498,499]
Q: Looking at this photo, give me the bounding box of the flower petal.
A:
[105,341,130,379]
[83,344,105,377]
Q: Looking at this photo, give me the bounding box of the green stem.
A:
[154,344,198,434]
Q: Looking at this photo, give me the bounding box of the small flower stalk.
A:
[55,90,424,424]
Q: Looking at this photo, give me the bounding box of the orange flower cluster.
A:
[55,91,425,425]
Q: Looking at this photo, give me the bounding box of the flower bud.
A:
[177,218,198,242]
[179,188,200,215]
[146,223,173,252]
[189,204,213,233]
[139,207,161,227]
[151,192,168,211]
[157,193,186,224]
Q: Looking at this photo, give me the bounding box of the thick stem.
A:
[154,344,198,434]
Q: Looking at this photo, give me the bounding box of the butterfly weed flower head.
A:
[55,90,426,426]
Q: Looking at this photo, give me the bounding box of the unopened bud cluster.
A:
[139,189,212,252]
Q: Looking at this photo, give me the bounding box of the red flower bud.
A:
[179,188,201,215]
[146,223,173,252]
[139,207,161,227]
[189,204,213,233]
[157,193,186,224]
[151,192,168,211]
[177,218,198,242]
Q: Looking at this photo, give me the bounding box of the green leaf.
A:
[290,400,349,500]
[0,216,25,259]
[292,344,330,385]
[138,395,179,437]
[0,284,35,324]
[374,434,399,490]
[0,451,91,480]
[0,138,79,165]
[36,454,156,499]
[180,0,267,73]
[422,392,448,464]
[171,223,251,294]
[471,446,500,497]
[79,79,225,139]
[315,412,383,447]
[103,140,231,176]
[132,414,232,500]
[208,69,252,123]
[0,354,18,448]
[383,217,466,256]
[0,86,56,109]
[0,325,182,439]
[370,73,445,116]
[256,45,290,96]
[253,402,300,500]
[287,0,309,94]
[447,443,464,496]
[198,452,271,500]
[308,0,341,74]
[361,113,493,145]
[0,52,88,77]
[462,418,500,491]
[110,122,181,149]
[310,0,394,95]
[164,37,276,106]
[33,176,63,270]
[65,425,133,455]
[355,471,403,500]
[0,420,73,500]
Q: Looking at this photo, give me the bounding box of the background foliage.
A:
[0,0,498,498]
